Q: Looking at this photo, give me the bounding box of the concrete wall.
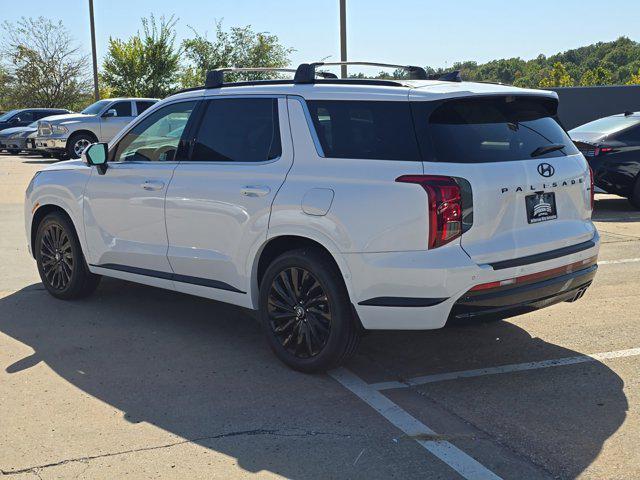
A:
[550,85,640,130]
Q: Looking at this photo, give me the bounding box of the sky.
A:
[2,0,640,71]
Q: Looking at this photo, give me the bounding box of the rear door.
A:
[411,94,595,265]
[165,96,293,298]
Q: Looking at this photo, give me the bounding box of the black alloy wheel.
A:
[259,248,361,373]
[267,267,332,359]
[39,222,74,291]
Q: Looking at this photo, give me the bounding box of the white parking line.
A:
[330,368,503,480]
[371,347,640,391]
[599,258,640,265]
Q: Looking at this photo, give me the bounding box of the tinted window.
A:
[570,115,640,136]
[109,101,132,117]
[190,98,281,162]
[17,111,34,122]
[136,101,156,115]
[114,101,196,162]
[614,125,640,144]
[414,96,578,163]
[0,110,20,121]
[306,101,420,160]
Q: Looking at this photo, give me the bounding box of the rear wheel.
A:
[259,248,361,373]
[66,132,96,159]
[8,149,20,155]
[35,212,101,299]
[628,175,640,210]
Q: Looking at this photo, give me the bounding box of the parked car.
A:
[0,108,71,136]
[24,131,51,158]
[0,122,39,154]
[36,98,158,159]
[569,112,640,208]
[24,62,599,372]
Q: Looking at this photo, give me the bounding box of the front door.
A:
[165,96,293,299]
[83,100,197,274]
[99,100,136,141]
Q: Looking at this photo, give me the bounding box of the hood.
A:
[42,159,89,172]
[0,126,36,137]
[41,113,94,124]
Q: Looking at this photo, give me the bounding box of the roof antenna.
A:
[624,110,634,116]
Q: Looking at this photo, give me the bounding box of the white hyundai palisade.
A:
[24,62,599,372]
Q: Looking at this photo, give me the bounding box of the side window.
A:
[113,101,196,162]
[109,101,133,117]
[18,111,35,122]
[306,100,420,160]
[136,101,156,116]
[190,98,281,162]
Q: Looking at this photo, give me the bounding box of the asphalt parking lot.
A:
[1,153,638,480]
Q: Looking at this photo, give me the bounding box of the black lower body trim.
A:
[358,296,447,307]
[91,263,245,294]
[488,240,596,270]
[449,264,597,322]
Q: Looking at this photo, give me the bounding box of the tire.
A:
[35,212,101,300]
[40,152,52,158]
[259,248,361,373]
[8,149,20,155]
[628,176,640,210]
[66,132,96,159]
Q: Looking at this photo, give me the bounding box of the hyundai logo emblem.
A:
[537,163,555,177]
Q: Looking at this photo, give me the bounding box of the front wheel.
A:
[259,248,361,373]
[628,175,640,210]
[66,132,96,159]
[35,212,101,299]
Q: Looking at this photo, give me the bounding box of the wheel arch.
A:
[250,233,354,309]
[30,204,78,259]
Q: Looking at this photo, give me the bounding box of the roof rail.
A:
[293,61,428,83]
[204,67,337,88]
[431,70,462,83]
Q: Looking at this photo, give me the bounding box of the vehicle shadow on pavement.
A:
[593,195,640,222]
[0,279,628,479]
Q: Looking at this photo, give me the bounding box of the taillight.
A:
[396,175,464,249]
[588,165,594,210]
[594,147,613,156]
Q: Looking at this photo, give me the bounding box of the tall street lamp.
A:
[89,0,100,100]
[340,0,347,78]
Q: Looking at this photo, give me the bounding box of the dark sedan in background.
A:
[570,112,640,209]
[0,108,71,134]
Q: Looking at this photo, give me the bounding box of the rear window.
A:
[306,101,420,161]
[570,115,640,137]
[413,96,578,163]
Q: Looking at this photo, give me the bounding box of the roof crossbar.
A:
[294,61,429,83]
[205,67,337,88]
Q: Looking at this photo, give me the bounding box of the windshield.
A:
[569,115,640,136]
[28,121,39,128]
[0,110,20,122]
[413,96,579,163]
[81,100,112,115]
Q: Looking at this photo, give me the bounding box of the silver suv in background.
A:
[36,98,158,159]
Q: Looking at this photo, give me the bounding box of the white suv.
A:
[24,62,599,372]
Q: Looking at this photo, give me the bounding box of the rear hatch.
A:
[411,94,595,265]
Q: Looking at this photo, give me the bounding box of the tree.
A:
[180,21,293,88]
[539,62,574,88]
[580,66,613,86]
[1,17,90,110]
[102,15,180,98]
[627,68,640,85]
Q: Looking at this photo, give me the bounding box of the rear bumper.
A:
[449,264,597,322]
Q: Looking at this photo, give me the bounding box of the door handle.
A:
[141,180,165,191]
[241,185,271,197]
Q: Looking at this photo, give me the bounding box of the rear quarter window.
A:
[413,96,579,163]
[306,100,420,161]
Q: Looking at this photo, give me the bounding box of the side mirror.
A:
[103,109,117,118]
[84,142,108,174]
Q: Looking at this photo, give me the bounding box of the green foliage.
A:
[0,17,90,110]
[102,15,180,98]
[539,62,574,87]
[425,37,640,88]
[180,21,294,87]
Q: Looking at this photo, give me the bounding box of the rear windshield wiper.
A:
[530,144,566,158]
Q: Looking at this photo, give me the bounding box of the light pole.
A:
[88,0,100,100]
[339,0,347,78]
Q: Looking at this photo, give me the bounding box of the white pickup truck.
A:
[36,98,158,159]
